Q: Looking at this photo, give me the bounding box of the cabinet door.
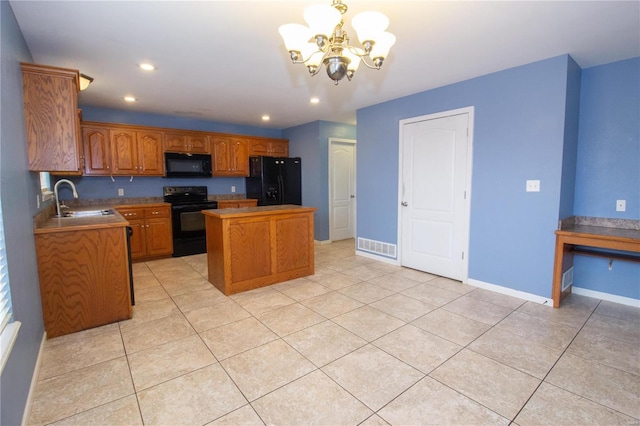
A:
[145,217,173,256]
[110,129,138,175]
[212,137,232,175]
[230,138,249,176]
[21,64,82,174]
[137,131,164,175]
[249,139,270,156]
[117,208,146,259]
[269,140,289,157]
[188,135,210,153]
[164,133,187,152]
[127,220,147,260]
[82,126,111,175]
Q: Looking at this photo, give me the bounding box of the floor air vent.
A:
[357,237,397,258]
[561,266,574,291]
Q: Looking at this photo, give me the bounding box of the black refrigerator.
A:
[245,156,302,205]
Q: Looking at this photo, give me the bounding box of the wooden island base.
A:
[203,205,316,295]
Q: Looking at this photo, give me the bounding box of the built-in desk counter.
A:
[552,221,640,308]
[202,205,316,295]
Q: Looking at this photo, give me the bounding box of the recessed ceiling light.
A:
[262,115,270,121]
[139,63,155,71]
[124,96,137,102]
[310,97,320,104]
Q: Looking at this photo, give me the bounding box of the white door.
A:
[399,110,472,281]
[329,139,356,241]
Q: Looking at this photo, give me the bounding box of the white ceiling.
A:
[9,1,640,129]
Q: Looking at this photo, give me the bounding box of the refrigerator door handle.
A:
[277,174,284,204]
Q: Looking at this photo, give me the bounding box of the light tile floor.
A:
[28,239,640,425]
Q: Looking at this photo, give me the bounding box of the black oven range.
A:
[163,186,218,257]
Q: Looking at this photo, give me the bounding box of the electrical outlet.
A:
[118,188,124,197]
[231,186,236,193]
[526,180,540,192]
[616,199,626,212]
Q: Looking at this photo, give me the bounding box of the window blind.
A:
[0,197,12,335]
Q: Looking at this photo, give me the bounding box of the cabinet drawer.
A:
[144,207,170,219]
[117,208,143,220]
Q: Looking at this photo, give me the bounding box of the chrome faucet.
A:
[54,179,79,217]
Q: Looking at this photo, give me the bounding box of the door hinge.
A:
[462,251,465,260]
[464,191,466,199]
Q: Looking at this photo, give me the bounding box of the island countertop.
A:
[202,204,317,219]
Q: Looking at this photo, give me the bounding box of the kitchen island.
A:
[202,205,316,295]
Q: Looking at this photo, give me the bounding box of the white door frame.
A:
[397,106,474,283]
[328,137,357,242]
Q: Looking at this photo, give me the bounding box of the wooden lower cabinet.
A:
[35,226,132,338]
[216,199,258,209]
[203,206,316,295]
[117,204,173,260]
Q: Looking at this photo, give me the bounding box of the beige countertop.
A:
[34,206,129,234]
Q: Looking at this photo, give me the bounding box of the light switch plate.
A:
[526,180,540,192]
[231,186,236,193]
[616,199,626,212]
[118,188,124,197]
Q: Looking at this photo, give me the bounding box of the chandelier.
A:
[279,0,396,85]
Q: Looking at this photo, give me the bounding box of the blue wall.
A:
[1,2,46,425]
[357,55,577,298]
[284,120,356,241]
[573,57,640,299]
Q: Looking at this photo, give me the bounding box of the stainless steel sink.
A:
[56,209,115,218]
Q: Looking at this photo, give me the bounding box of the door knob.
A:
[401,201,408,206]
[350,195,355,198]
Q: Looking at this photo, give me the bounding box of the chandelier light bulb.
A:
[344,49,361,70]
[369,32,397,61]
[351,11,389,44]
[279,24,311,54]
[304,4,341,39]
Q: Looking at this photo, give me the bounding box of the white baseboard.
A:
[356,250,400,265]
[467,279,554,307]
[21,331,46,426]
[314,240,331,245]
[572,286,640,308]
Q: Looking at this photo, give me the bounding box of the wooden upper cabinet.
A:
[164,132,210,154]
[105,128,164,176]
[82,126,111,175]
[110,129,138,175]
[248,138,289,157]
[21,63,83,174]
[212,136,249,176]
[137,131,164,175]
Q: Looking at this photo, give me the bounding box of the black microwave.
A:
[165,153,212,178]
